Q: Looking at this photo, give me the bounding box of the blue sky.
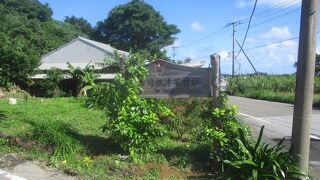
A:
[39,0,319,75]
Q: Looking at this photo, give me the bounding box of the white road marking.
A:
[239,113,320,140]
[238,112,271,124]
[310,135,320,140]
[0,169,27,180]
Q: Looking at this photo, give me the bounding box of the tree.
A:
[1,0,53,21]
[64,15,93,36]
[0,0,85,88]
[93,0,180,58]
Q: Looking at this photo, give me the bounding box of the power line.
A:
[173,0,301,50]
[233,30,319,53]
[237,6,300,33]
[178,26,230,48]
[241,36,299,51]
[238,0,300,24]
[235,0,258,58]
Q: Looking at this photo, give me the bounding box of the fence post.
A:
[210,53,222,170]
[210,53,221,107]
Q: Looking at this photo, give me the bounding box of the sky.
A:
[38,0,320,75]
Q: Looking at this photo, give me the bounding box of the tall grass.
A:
[227,75,320,106]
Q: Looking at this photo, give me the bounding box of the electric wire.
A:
[233,30,320,53]
[235,0,258,58]
[178,25,230,48]
[238,0,299,24]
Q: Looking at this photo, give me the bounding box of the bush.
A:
[200,94,250,170]
[29,120,82,159]
[160,98,210,140]
[223,126,304,179]
[38,68,66,97]
[87,53,172,158]
[200,94,302,178]
[0,68,13,89]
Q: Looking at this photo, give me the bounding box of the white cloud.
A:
[288,53,296,63]
[265,40,298,51]
[191,22,205,31]
[186,53,196,59]
[234,0,301,8]
[260,27,291,39]
[234,0,254,8]
[219,51,232,61]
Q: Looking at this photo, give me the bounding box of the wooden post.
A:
[210,53,222,171]
[210,53,221,107]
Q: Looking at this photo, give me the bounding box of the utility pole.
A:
[232,22,236,77]
[291,0,318,175]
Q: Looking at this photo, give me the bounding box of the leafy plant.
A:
[81,156,93,168]
[198,94,250,171]
[67,62,99,96]
[0,68,13,90]
[223,126,304,179]
[88,53,172,158]
[29,120,82,159]
[161,98,207,140]
[38,67,65,97]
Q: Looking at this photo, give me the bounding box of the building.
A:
[33,36,128,80]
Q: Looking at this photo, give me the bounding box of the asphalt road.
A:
[229,96,320,178]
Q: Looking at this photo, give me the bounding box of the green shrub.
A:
[88,53,172,158]
[223,126,304,179]
[36,68,65,97]
[160,98,208,140]
[29,120,82,159]
[67,62,99,96]
[0,68,13,89]
[197,94,251,171]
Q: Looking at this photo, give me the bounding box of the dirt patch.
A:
[133,163,207,179]
[0,87,30,100]
[0,154,26,169]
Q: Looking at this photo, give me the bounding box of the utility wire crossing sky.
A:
[40,0,320,75]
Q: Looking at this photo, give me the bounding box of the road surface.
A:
[229,96,320,178]
[0,154,75,180]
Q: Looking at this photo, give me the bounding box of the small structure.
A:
[38,36,128,71]
[29,37,127,96]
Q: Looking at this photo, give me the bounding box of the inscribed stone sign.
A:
[141,60,211,98]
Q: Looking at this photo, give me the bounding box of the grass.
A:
[0,97,213,179]
[227,75,320,107]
